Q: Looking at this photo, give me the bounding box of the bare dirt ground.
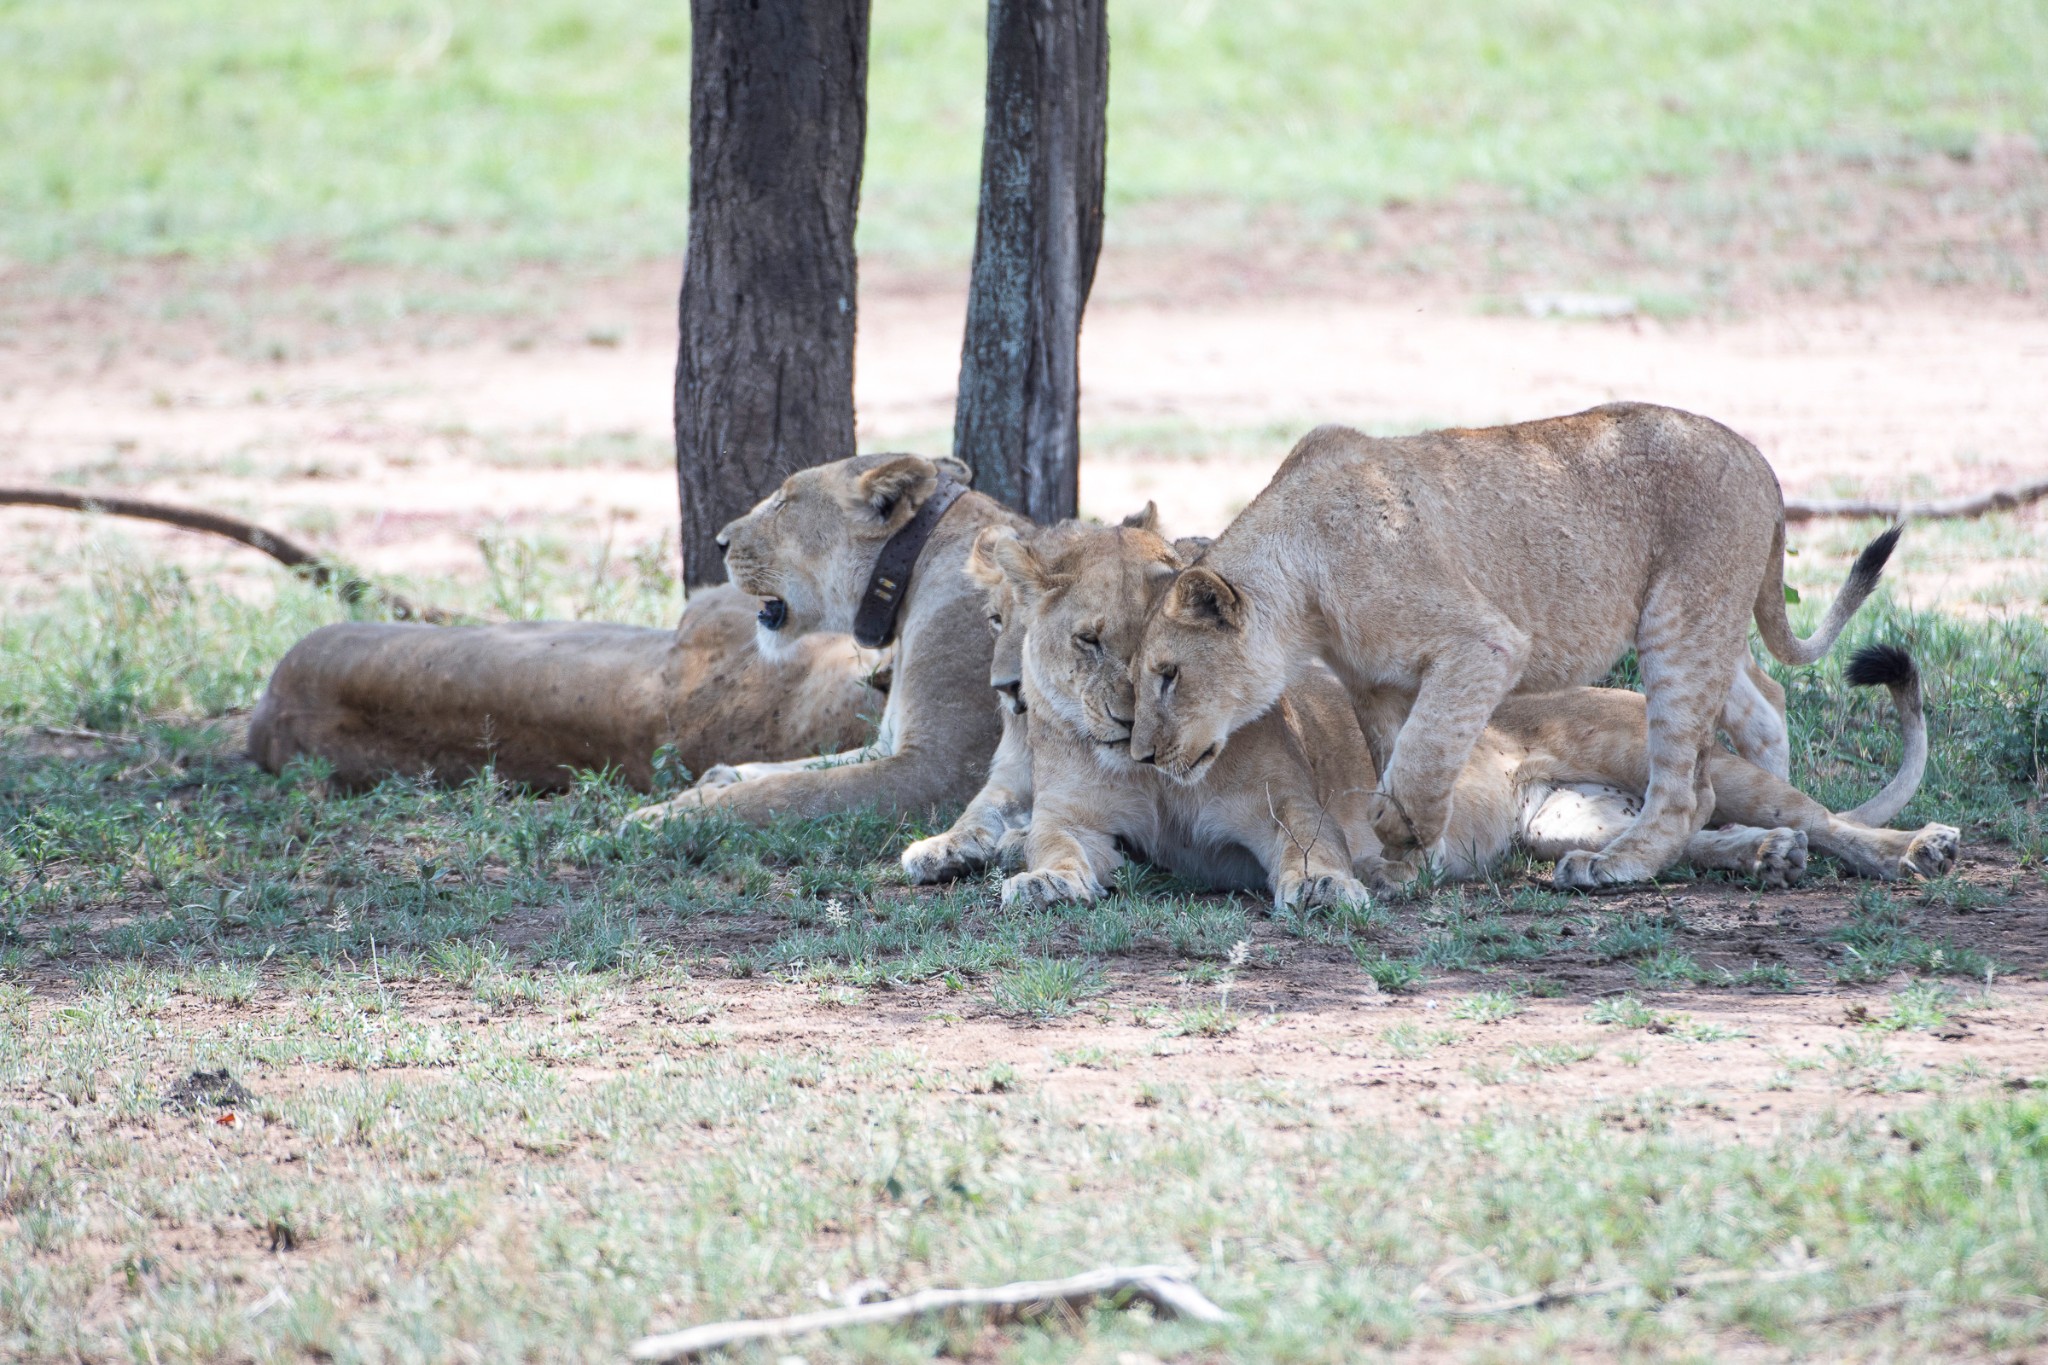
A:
[4,153,2047,613]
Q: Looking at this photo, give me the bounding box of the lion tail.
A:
[1751,521,1901,668]
[1838,643,1926,828]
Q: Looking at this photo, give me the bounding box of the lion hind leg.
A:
[1721,656,1790,781]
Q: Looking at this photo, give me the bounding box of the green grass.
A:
[8,968,2048,1359]
[3,552,2046,1357]
[3,0,2044,266]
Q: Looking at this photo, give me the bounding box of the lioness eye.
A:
[987,613,1003,634]
[1075,631,1099,650]
[1155,663,1178,695]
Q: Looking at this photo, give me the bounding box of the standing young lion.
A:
[1128,403,1899,889]
[626,453,1028,827]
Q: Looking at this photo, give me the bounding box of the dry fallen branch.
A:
[1426,1259,1830,1317]
[0,486,454,622]
[627,1265,1233,1362]
[1784,476,2048,524]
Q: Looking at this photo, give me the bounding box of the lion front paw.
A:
[1900,824,1961,880]
[695,763,745,791]
[1001,867,1099,911]
[1752,828,1809,889]
[1548,855,1646,896]
[1278,870,1375,914]
[901,830,995,885]
[995,826,1030,872]
[1368,789,1441,859]
[621,789,706,832]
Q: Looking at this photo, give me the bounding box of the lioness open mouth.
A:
[756,597,788,631]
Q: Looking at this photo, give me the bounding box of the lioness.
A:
[626,453,1028,826]
[1127,403,1900,889]
[936,517,1954,902]
[248,585,882,792]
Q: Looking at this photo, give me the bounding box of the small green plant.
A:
[1509,1042,1598,1070]
[1872,982,1959,1033]
[1587,994,1661,1029]
[1592,913,1676,962]
[1635,948,1708,987]
[1713,962,1801,991]
[1380,1023,1462,1058]
[989,958,1099,1020]
[1171,1003,1241,1038]
[1451,989,1524,1024]
[1355,949,1426,993]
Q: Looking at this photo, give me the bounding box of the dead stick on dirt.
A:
[1426,1260,1831,1317]
[627,1265,1234,1362]
[1784,476,2048,524]
[0,487,455,623]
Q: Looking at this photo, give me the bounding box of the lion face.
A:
[965,545,1027,714]
[1129,565,1278,784]
[715,452,970,657]
[977,511,1179,760]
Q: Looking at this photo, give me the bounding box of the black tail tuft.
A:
[1846,524,1904,595]
[1845,642,1915,689]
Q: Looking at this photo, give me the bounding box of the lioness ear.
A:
[856,455,938,523]
[982,526,1054,599]
[1166,566,1245,630]
[1171,534,1214,562]
[931,455,973,487]
[1119,501,1160,533]
[965,526,1009,592]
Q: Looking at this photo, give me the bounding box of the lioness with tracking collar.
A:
[1127,402,1901,889]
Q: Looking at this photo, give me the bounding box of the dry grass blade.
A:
[627,1264,1234,1361]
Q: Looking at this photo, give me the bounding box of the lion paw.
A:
[621,790,705,831]
[1752,828,1809,889]
[1001,868,1098,911]
[1900,824,1961,880]
[995,826,1030,872]
[695,763,745,791]
[1368,791,1438,858]
[1278,871,1374,913]
[901,831,994,885]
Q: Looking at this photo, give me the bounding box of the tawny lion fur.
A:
[924,517,1955,905]
[625,453,1028,827]
[247,585,884,792]
[1128,402,1901,889]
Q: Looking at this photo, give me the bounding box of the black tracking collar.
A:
[852,476,966,650]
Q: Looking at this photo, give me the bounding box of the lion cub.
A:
[1128,404,1902,889]
[968,515,1390,912]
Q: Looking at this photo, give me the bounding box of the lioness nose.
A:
[714,532,730,557]
[1131,747,1158,765]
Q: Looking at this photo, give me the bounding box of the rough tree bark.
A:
[952,0,1109,524]
[675,0,870,587]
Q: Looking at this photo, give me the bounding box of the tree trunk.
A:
[952,0,1109,524]
[675,0,870,587]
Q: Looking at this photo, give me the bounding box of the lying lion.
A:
[1127,403,1902,889]
[625,453,1029,826]
[919,515,1955,907]
[248,585,883,792]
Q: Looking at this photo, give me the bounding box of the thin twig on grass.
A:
[627,1265,1233,1362]
[1424,1259,1829,1316]
[1784,476,2048,524]
[0,486,454,622]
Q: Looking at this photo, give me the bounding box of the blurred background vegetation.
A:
[3,0,2044,266]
